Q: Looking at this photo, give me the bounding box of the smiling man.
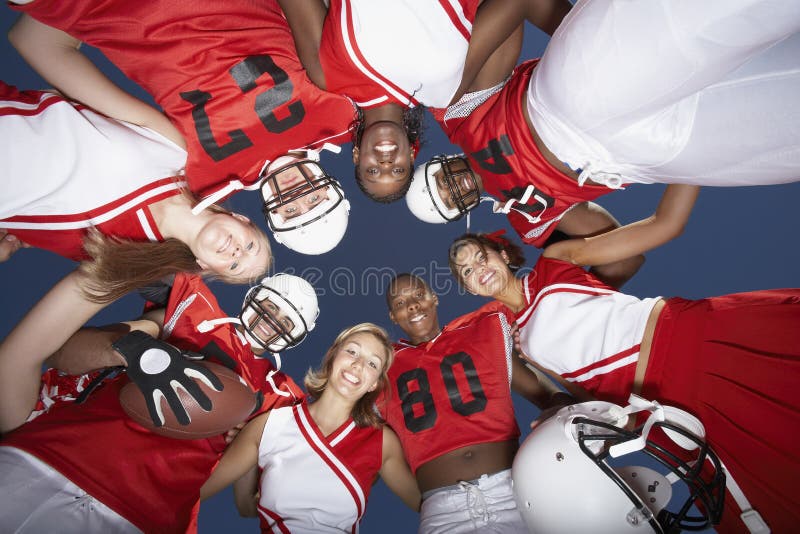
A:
[259,154,351,255]
[382,273,571,533]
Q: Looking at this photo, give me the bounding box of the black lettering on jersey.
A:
[181,54,306,161]
[397,368,437,433]
[230,55,306,134]
[181,89,254,162]
[396,352,488,434]
[471,134,514,175]
[440,352,487,416]
[498,185,555,215]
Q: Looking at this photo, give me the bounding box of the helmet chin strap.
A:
[265,353,291,398]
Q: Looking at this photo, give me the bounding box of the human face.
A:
[354,121,414,199]
[388,277,440,344]
[194,213,270,281]
[452,242,512,297]
[432,157,480,212]
[329,332,388,401]
[244,296,296,353]
[264,157,332,221]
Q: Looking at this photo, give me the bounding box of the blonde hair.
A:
[305,323,395,428]
[78,189,271,303]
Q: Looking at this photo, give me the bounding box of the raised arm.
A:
[8,14,185,148]
[554,201,647,289]
[0,270,107,433]
[544,185,700,267]
[379,426,421,512]
[200,411,268,500]
[276,0,328,89]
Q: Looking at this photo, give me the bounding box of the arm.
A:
[276,0,327,89]
[379,426,421,512]
[457,0,571,101]
[0,270,108,433]
[554,202,646,289]
[510,348,572,409]
[545,185,700,267]
[232,466,261,518]
[8,14,186,148]
[200,412,268,500]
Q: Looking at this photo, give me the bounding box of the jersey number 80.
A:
[396,352,487,434]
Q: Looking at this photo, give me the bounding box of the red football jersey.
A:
[432,60,616,247]
[2,274,302,532]
[15,0,356,200]
[381,304,520,473]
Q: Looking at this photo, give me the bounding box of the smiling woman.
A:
[199,323,422,532]
[0,82,272,302]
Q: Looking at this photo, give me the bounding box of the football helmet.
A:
[239,274,319,352]
[406,154,481,223]
[260,155,350,255]
[512,397,725,534]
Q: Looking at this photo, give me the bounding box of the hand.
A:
[0,231,30,262]
[510,322,532,363]
[225,422,247,444]
[112,331,224,427]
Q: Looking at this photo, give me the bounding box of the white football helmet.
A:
[239,273,319,352]
[406,154,481,223]
[260,155,350,255]
[512,398,725,534]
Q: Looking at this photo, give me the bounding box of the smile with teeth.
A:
[409,313,427,323]
[479,271,494,285]
[342,370,361,385]
[217,234,232,254]
[376,143,397,153]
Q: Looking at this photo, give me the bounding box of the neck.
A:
[150,194,207,246]
[363,103,405,125]
[494,275,526,313]
[308,390,355,436]
[409,326,442,346]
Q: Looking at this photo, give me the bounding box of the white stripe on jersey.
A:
[2,181,184,231]
[296,406,367,516]
[136,209,157,241]
[566,352,640,383]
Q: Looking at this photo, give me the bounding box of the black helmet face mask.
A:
[427,155,481,221]
[574,416,726,533]
[260,159,344,232]
[239,286,306,352]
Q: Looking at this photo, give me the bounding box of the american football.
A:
[119,361,259,439]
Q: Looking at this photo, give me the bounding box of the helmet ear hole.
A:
[511,400,726,534]
[406,155,479,224]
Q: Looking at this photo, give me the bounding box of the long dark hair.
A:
[448,232,526,285]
